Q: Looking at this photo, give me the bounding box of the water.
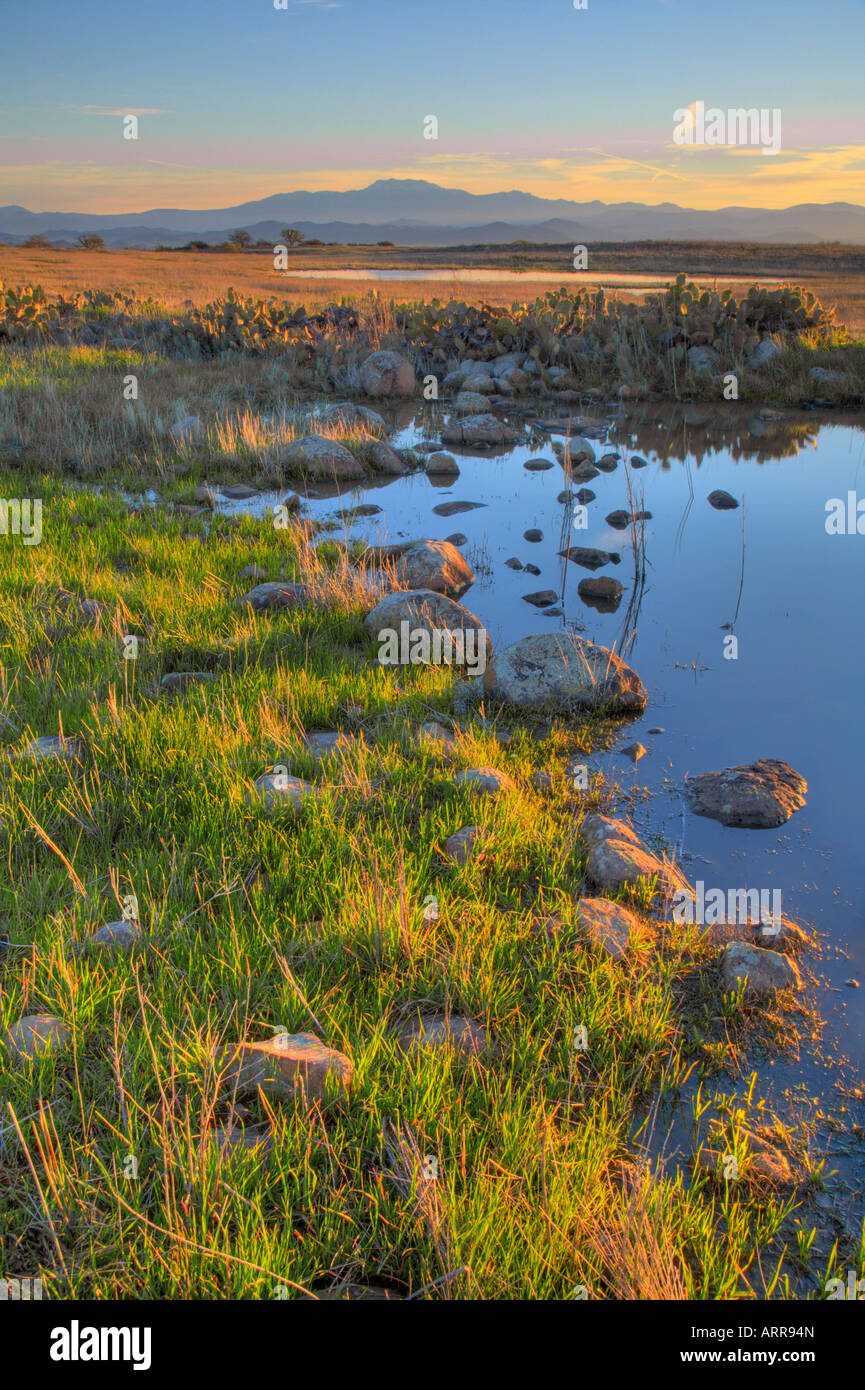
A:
[278,268,784,288]
[214,399,865,1235]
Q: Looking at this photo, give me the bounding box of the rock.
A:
[344,504,382,519]
[570,464,599,484]
[193,484,217,506]
[15,734,83,765]
[504,557,523,570]
[317,401,387,434]
[580,813,690,899]
[490,352,526,377]
[620,742,646,763]
[452,767,515,796]
[578,576,623,608]
[207,1123,273,1160]
[576,897,643,961]
[523,528,544,542]
[810,367,845,386]
[170,414,202,444]
[576,488,595,505]
[745,339,782,369]
[220,483,258,500]
[461,374,496,394]
[425,451,459,476]
[482,634,647,714]
[523,563,541,576]
[524,458,554,471]
[418,721,458,757]
[215,1031,352,1103]
[445,532,467,546]
[559,546,618,570]
[722,942,802,997]
[523,590,559,607]
[708,490,739,510]
[454,391,491,415]
[362,589,490,656]
[397,1014,488,1056]
[605,510,652,530]
[247,772,320,813]
[304,729,365,761]
[278,434,366,481]
[70,597,108,626]
[440,414,522,448]
[91,919,142,951]
[358,350,415,397]
[432,500,486,517]
[685,759,807,828]
[356,436,406,476]
[596,454,619,472]
[4,1014,69,1061]
[160,671,216,693]
[629,455,648,469]
[238,581,311,612]
[686,346,719,375]
[443,824,486,864]
[388,539,475,598]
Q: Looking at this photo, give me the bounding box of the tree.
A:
[280,228,305,247]
[76,233,105,250]
[23,233,52,248]
[227,229,252,251]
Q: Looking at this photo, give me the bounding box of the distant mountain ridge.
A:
[2,178,863,245]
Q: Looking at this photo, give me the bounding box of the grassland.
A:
[3,244,864,334]
[0,259,861,1301]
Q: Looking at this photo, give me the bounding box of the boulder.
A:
[482,634,647,714]
[355,436,406,475]
[425,451,459,476]
[91,919,141,951]
[578,576,623,608]
[238,581,311,613]
[247,772,320,812]
[440,414,523,448]
[278,434,366,481]
[454,391,490,415]
[685,759,807,828]
[745,339,782,369]
[397,1014,488,1056]
[215,1031,352,1102]
[523,590,559,607]
[316,401,386,434]
[559,545,618,571]
[580,813,690,900]
[452,767,515,796]
[363,589,490,655]
[388,539,475,598]
[686,345,719,375]
[576,897,644,961]
[160,671,216,693]
[443,825,485,864]
[4,1014,69,1061]
[358,350,415,397]
[722,942,802,997]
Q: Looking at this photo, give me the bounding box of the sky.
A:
[1,0,863,213]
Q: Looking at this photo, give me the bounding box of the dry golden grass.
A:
[3,246,862,332]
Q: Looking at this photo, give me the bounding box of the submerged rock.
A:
[708,489,739,510]
[482,634,647,714]
[685,759,807,828]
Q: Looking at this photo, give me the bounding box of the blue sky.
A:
[1,0,863,210]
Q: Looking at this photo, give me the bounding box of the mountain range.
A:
[2,179,862,246]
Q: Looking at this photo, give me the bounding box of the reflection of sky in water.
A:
[220,408,865,1118]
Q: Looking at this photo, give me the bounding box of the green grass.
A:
[0,475,847,1301]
